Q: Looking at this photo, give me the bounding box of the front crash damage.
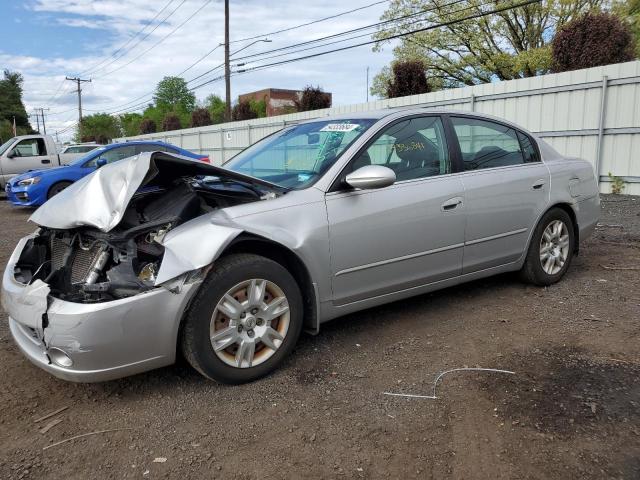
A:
[1,151,284,381]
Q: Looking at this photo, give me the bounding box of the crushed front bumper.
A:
[2,235,202,382]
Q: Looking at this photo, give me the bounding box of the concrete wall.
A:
[115,61,640,195]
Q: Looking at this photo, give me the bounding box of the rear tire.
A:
[47,181,72,199]
[520,208,575,286]
[181,254,303,384]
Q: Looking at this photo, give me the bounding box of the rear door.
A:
[326,115,466,305]
[448,116,549,273]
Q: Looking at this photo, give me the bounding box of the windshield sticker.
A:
[320,123,360,132]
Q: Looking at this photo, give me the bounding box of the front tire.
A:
[47,181,72,199]
[181,254,303,384]
[520,208,575,286]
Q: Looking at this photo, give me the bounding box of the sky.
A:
[0,0,396,141]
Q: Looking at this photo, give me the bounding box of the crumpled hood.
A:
[29,151,281,232]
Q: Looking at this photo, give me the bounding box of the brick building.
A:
[238,88,332,117]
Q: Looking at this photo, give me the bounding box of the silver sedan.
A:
[1,109,600,384]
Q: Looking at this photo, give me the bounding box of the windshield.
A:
[224,119,376,189]
[69,146,107,166]
[0,137,16,156]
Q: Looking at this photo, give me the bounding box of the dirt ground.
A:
[0,195,638,480]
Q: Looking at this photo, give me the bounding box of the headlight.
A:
[17,177,41,187]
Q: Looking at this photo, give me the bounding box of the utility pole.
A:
[34,107,50,134]
[34,112,40,133]
[65,76,91,129]
[224,0,231,122]
[366,67,370,102]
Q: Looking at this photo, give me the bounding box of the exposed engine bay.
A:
[14,172,276,303]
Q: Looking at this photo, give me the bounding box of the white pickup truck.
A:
[0,135,98,185]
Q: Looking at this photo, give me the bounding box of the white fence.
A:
[115,60,640,195]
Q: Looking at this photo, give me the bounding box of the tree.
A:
[552,12,635,72]
[205,94,226,124]
[162,112,181,131]
[386,60,430,98]
[153,76,196,113]
[372,0,604,92]
[76,113,121,143]
[191,107,212,127]
[232,101,258,121]
[0,70,32,139]
[294,85,332,112]
[119,113,143,137]
[140,118,157,134]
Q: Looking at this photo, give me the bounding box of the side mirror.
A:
[7,151,16,159]
[345,165,396,190]
[96,158,107,168]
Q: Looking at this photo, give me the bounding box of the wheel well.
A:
[223,234,318,332]
[47,180,73,198]
[548,203,580,253]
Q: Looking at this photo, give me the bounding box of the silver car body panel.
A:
[2,109,600,382]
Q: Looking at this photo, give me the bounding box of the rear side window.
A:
[517,131,540,163]
[136,144,178,154]
[451,117,528,171]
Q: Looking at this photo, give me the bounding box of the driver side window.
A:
[12,138,46,157]
[350,116,450,181]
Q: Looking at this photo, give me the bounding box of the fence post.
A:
[595,75,608,184]
[219,128,225,165]
[470,93,475,112]
[197,130,202,154]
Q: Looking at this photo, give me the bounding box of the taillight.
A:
[200,156,210,163]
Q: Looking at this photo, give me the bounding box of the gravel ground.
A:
[0,195,638,479]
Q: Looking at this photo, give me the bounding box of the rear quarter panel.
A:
[543,147,600,244]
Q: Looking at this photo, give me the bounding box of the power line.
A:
[238,0,541,75]
[79,0,184,77]
[94,0,211,79]
[229,0,389,44]
[231,0,468,64]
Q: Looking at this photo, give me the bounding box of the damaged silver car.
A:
[1,109,600,384]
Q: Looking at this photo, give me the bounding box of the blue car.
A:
[6,141,208,207]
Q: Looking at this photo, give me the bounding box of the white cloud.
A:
[6,0,396,140]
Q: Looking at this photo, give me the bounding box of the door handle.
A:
[41,159,51,164]
[532,179,545,190]
[441,197,463,212]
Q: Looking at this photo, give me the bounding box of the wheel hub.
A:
[539,220,570,275]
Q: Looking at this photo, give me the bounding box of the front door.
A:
[326,115,466,305]
[6,137,53,176]
[449,116,550,273]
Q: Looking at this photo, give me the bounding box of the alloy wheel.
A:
[539,220,570,275]
[210,279,290,368]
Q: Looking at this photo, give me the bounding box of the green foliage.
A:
[0,70,32,140]
[294,85,332,112]
[372,0,603,92]
[232,101,258,121]
[76,113,121,143]
[162,112,181,131]
[153,76,196,113]
[608,172,626,194]
[191,107,212,127]
[139,118,157,134]
[119,113,143,137]
[204,94,225,124]
[552,12,635,72]
[614,0,640,55]
[248,99,267,118]
[386,60,430,98]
